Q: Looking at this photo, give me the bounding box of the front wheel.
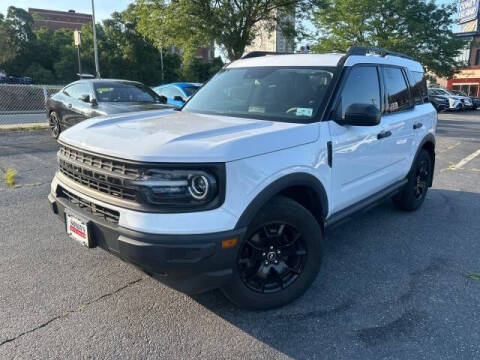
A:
[393,149,432,211]
[49,111,61,139]
[222,196,323,310]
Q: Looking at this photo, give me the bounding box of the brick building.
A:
[28,8,92,32]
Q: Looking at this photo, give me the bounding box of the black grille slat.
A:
[58,145,139,201]
[58,186,120,223]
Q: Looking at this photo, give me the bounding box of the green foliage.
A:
[311,0,465,78]
[0,4,220,85]
[135,0,306,61]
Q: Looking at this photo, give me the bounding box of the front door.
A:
[328,65,390,213]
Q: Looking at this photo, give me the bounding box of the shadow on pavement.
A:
[192,188,480,358]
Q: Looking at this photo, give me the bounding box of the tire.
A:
[222,196,323,310]
[49,111,61,139]
[393,149,432,211]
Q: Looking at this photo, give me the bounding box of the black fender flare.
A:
[410,133,436,187]
[234,172,329,229]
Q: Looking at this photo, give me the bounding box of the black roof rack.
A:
[346,46,414,60]
[241,51,293,59]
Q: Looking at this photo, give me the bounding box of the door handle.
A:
[377,130,392,140]
[67,104,72,108]
[413,122,423,130]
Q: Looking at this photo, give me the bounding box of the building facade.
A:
[244,12,295,54]
[28,8,92,32]
[446,0,480,97]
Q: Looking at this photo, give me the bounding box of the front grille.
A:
[57,186,120,224]
[59,145,141,177]
[58,144,139,201]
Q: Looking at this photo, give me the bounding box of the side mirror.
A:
[89,97,98,107]
[173,95,185,103]
[158,95,167,104]
[341,103,381,126]
[79,94,90,103]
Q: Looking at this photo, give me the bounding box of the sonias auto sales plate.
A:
[66,211,91,247]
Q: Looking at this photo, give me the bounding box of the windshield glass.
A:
[94,82,162,103]
[183,86,200,97]
[183,67,335,122]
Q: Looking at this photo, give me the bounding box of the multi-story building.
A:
[445,0,480,96]
[244,12,295,54]
[28,8,92,32]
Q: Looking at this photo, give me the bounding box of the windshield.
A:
[183,67,335,122]
[94,82,162,103]
[183,86,200,97]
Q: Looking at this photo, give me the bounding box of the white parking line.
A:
[449,148,480,170]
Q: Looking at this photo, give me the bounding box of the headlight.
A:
[128,169,219,208]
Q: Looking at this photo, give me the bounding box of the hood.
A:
[99,102,173,115]
[59,110,319,163]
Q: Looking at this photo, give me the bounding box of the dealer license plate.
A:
[66,212,91,247]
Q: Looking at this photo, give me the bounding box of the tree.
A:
[0,15,17,63]
[311,0,465,77]
[135,0,308,61]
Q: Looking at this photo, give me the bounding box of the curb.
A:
[0,122,49,131]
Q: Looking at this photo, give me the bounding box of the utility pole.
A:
[74,30,82,77]
[91,0,101,78]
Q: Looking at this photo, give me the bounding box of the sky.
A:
[0,0,131,21]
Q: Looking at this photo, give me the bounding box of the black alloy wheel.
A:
[222,196,323,310]
[49,111,61,139]
[413,157,429,199]
[238,222,307,294]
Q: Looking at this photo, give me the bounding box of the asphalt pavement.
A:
[1,112,480,359]
[0,113,47,126]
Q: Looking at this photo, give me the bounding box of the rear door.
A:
[379,66,416,182]
[328,65,390,212]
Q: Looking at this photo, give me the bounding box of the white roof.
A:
[227,52,423,73]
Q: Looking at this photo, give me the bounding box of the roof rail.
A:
[347,46,414,60]
[241,51,293,59]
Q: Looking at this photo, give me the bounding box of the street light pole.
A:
[91,0,101,78]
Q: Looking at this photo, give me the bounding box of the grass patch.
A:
[467,273,480,281]
[4,168,18,187]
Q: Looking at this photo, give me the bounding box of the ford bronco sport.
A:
[48,47,436,310]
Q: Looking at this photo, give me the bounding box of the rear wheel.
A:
[393,149,432,211]
[49,111,61,139]
[222,196,323,310]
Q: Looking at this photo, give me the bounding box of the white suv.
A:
[48,47,436,310]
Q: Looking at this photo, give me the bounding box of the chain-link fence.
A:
[0,84,63,126]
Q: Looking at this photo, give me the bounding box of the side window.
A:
[337,66,381,120]
[64,83,91,100]
[412,72,428,103]
[383,67,411,113]
[406,71,422,105]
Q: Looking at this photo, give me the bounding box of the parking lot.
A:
[1,111,479,359]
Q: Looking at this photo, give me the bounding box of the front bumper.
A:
[48,192,246,294]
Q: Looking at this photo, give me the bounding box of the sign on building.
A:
[459,0,479,24]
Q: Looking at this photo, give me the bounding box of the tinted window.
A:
[384,67,410,113]
[183,86,200,97]
[93,82,161,103]
[183,67,335,122]
[412,71,428,103]
[64,83,90,99]
[337,66,380,120]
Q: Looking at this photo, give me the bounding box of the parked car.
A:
[152,82,202,107]
[49,47,436,310]
[428,88,473,111]
[46,79,171,138]
[427,90,449,112]
[450,90,480,109]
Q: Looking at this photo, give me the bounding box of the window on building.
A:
[383,67,411,113]
[475,49,480,66]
